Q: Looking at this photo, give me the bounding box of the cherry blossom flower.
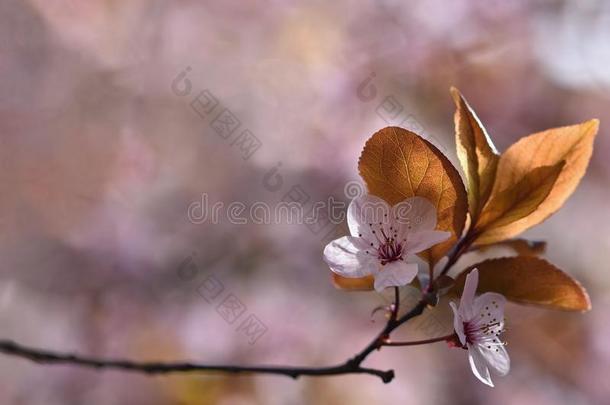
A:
[323,194,450,291]
[450,268,510,387]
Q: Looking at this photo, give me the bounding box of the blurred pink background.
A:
[1,1,609,404]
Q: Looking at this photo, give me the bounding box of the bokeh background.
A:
[1,0,609,404]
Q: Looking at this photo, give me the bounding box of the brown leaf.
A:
[332,273,374,291]
[474,162,564,243]
[472,238,546,256]
[359,127,468,265]
[451,87,499,220]
[475,120,598,245]
[452,257,591,311]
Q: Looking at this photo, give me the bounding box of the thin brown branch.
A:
[390,286,400,321]
[383,333,456,347]
[0,296,425,384]
[0,231,475,383]
[0,339,394,382]
[439,229,478,278]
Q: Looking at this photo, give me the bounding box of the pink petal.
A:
[391,196,438,237]
[468,344,494,387]
[450,301,466,346]
[323,236,377,278]
[347,194,391,242]
[373,261,418,291]
[472,292,506,329]
[477,343,510,376]
[459,268,479,319]
[403,230,451,255]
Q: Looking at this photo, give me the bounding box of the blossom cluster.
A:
[321,87,596,386]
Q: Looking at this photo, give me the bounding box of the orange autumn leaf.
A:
[358,127,468,265]
[474,162,564,241]
[474,120,598,246]
[472,238,547,257]
[452,257,591,311]
[451,87,499,220]
[332,273,374,291]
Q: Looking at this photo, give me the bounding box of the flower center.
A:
[377,239,403,265]
[370,223,404,265]
[361,220,407,265]
[463,303,506,352]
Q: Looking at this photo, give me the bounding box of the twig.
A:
[439,229,477,278]
[0,339,394,382]
[383,333,456,347]
[391,286,400,321]
[349,299,427,366]
[0,290,423,384]
[0,232,475,383]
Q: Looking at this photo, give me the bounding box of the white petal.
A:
[472,292,506,330]
[459,268,479,320]
[403,230,451,255]
[478,343,510,376]
[347,194,391,241]
[391,196,438,236]
[373,261,418,292]
[468,344,494,387]
[450,301,466,345]
[323,236,377,278]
